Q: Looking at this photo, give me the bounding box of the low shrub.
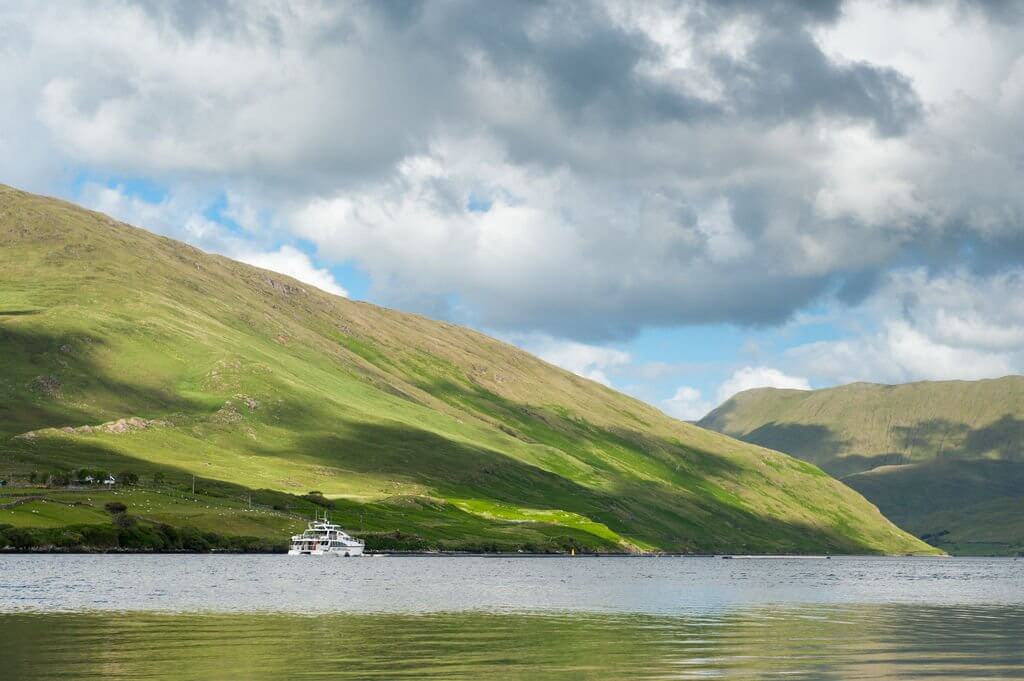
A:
[301,491,334,509]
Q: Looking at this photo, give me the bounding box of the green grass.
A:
[0,485,623,553]
[700,381,1024,555]
[0,184,937,555]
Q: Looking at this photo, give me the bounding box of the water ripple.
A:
[1,556,1022,679]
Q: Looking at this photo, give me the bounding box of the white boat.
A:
[288,513,365,556]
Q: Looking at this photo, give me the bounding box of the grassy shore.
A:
[0,483,625,554]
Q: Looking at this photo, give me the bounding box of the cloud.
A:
[716,367,811,403]
[79,183,235,253]
[2,0,1024,350]
[237,246,348,298]
[787,268,1024,384]
[520,336,631,387]
[80,183,346,297]
[662,386,714,421]
[662,367,809,421]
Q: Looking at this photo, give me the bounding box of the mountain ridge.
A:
[700,379,1024,555]
[0,184,934,554]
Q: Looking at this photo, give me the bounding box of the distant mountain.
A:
[0,184,933,554]
[700,380,1024,555]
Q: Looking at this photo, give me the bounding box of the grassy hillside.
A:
[0,184,934,554]
[700,381,1024,555]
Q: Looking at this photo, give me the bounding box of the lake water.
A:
[1,555,1022,679]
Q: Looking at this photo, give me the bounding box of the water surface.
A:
[1,555,1021,679]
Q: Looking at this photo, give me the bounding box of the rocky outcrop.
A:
[265,276,305,296]
[14,417,170,440]
[212,395,260,424]
[29,375,61,398]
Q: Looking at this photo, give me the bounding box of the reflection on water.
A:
[3,605,1023,680]
[1,556,1022,679]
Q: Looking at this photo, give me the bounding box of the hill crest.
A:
[0,184,935,555]
[700,378,1024,554]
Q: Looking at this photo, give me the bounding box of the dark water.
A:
[1,556,1022,679]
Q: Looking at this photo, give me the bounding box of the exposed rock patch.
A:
[93,417,170,434]
[213,402,243,424]
[265,277,306,296]
[203,358,243,390]
[213,395,259,424]
[236,394,259,410]
[29,375,61,398]
[14,416,170,441]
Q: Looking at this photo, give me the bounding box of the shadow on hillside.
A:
[739,423,854,472]
[959,415,1024,460]
[280,422,652,528]
[721,414,1024,479]
[891,415,1024,461]
[1,322,914,553]
[890,419,969,459]
[846,459,1024,519]
[0,435,344,530]
[0,325,204,438]
[277,415,898,554]
[0,309,43,316]
[415,376,750,481]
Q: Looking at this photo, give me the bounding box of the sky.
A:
[3,0,1024,420]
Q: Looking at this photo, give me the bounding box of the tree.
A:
[303,491,334,508]
[104,501,127,514]
[112,513,136,530]
[152,471,165,486]
[118,470,139,486]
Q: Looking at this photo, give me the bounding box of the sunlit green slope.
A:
[0,185,934,554]
[700,381,1024,555]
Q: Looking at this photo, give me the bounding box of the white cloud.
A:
[7,1,1021,340]
[790,321,1014,386]
[716,367,811,403]
[79,183,347,298]
[3,0,1024,360]
[816,0,1006,105]
[237,246,348,298]
[223,191,262,233]
[662,367,809,422]
[787,268,1024,385]
[662,386,714,421]
[696,197,753,263]
[519,336,631,387]
[79,183,234,253]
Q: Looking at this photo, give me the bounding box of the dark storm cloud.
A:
[411,1,919,132]
[716,29,921,136]
[475,266,832,341]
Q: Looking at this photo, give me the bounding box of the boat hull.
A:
[288,545,365,557]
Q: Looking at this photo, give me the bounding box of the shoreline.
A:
[0,548,955,558]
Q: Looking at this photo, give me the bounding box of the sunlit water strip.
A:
[2,555,1023,614]
[1,556,1022,679]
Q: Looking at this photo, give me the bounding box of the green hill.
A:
[700,380,1024,555]
[0,184,934,554]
